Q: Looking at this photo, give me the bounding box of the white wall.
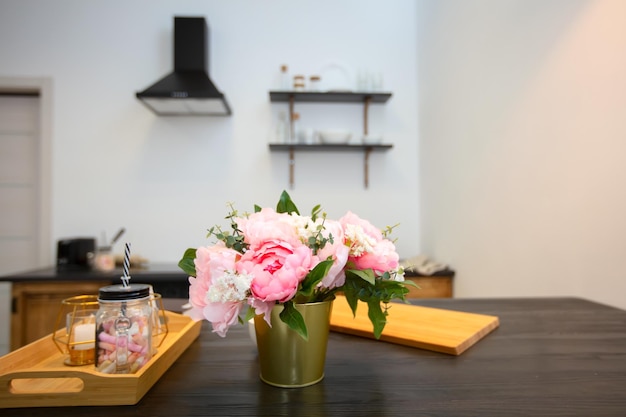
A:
[3,0,624,311]
[418,0,626,309]
[0,1,420,264]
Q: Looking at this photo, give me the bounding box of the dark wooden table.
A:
[5,297,626,416]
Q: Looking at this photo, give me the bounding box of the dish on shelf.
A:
[318,62,353,92]
[362,134,383,145]
[318,130,352,144]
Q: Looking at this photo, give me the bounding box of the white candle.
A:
[73,323,95,350]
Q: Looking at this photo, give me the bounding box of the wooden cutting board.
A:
[330,295,499,355]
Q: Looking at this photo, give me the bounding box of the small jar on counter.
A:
[95,283,153,374]
[94,246,115,272]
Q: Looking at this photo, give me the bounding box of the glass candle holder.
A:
[52,295,99,366]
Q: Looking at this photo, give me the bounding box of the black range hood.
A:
[136,16,231,116]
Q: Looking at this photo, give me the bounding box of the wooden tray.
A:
[0,311,202,408]
[330,295,499,355]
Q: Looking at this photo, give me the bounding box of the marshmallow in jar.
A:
[95,283,153,374]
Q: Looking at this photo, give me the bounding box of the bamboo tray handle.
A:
[0,369,101,396]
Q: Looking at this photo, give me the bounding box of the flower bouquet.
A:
[178,191,412,340]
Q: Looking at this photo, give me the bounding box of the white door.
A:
[0,93,41,276]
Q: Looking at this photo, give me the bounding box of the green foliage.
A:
[205,202,248,254]
[178,248,197,277]
[276,190,299,215]
[273,191,333,256]
[244,306,256,322]
[295,259,334,301]
[341,269,410,338]
[310,204,322,221]
[367,299,386,339]
[279,301,308,340]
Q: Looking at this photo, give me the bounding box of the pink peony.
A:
[188,243,243,336]
[189,244,239,307]
[236,208,301,251]
[248,297,274,326]
[201,301,243,337]
[352,239,399,275]
[237,240,314,303]
[315,219,349,288]
[339,211,399,275]
[340,211,383,242]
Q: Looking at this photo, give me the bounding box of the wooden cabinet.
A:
[10,280,111,350]
[403,271,454,299]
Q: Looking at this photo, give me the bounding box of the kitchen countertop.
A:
[0,264,452,295]
[3,296,626,416]
[0,264,191,299]
[0,263,187,282]
[0,263,454,281]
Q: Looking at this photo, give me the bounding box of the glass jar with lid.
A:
[293,75,305,91]
[95,283,153,374]
[309,75,321,91]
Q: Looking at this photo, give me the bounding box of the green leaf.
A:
[374,279,411,302]
[367,300,387,339]
[244,306,256,322]
[254,204,262,213]
[310,204,322,221]
[178,248,197,277]
[402,279,420,288]
[342,285,360,316]
[347,268,376,285]
[279,301,308,340]
[297,259,334,298]
[276,190,300,215]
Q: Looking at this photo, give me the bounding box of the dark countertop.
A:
[1,264,190,298]
[404,268,455,277]
[0,263,187,281]
[0,264,454,279]
[0,264,453,298]
[4,297,626,416]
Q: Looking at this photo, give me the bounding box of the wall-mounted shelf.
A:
[269,91,392,103]
[269,91,392,137]
[269,143,393,151]
[269,143,393,189]
[269,91,393,189]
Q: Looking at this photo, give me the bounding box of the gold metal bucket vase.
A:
[254,300,333,388]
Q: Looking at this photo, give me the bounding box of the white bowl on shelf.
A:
[318,130,352,144]
[362,134,383,145]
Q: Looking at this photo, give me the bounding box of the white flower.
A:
[289,213,319,242]
[344,224,376,256]
[206,270,253,303]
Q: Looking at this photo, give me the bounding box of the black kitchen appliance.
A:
[56,238,96,270]
[136,16,231,116]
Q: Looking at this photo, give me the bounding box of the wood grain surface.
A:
[329,294,499,354]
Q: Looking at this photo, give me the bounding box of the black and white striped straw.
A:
[121,242,131,287]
